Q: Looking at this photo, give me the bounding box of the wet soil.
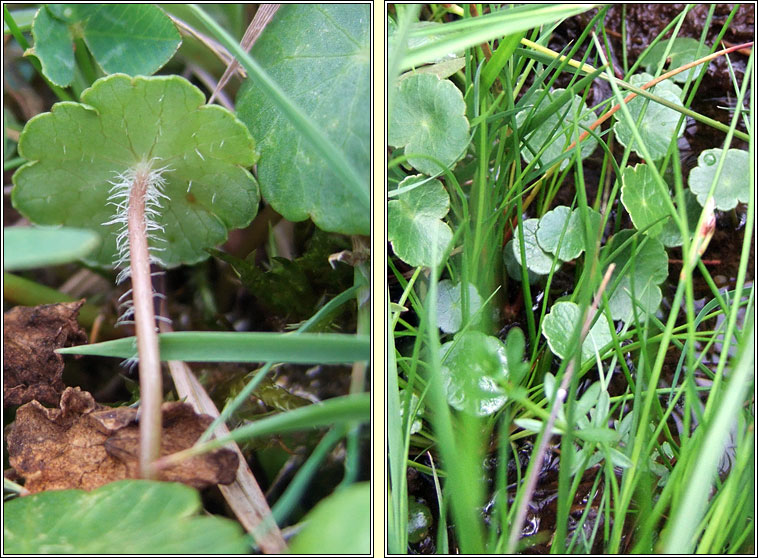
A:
[400,4,754,554]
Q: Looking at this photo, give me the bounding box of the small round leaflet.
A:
[12,74,260,268]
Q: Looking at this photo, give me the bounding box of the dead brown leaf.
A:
[3,300,87,407]
[6,387,238,493]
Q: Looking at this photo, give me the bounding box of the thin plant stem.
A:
[127,167,163,479]
[506,264,615,553]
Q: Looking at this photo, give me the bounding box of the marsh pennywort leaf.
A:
[388,175,453,268]
[389,73,469,176]
[515,88,598,171]
[511,218,560,275]
[12,74,259,268]
[399,389,424,435]
[288,483,370,554]
[436,279,483,334]
[439,331,509,416]
[236,4,369,236]
[541,301,612,365]
[30,6,74,87]
[3,480,247,554]
[689,148,750,210]
[621,163,670,237]
[32,5,180,87]
[536,205,601,261]
[613,73,685,161]
[640,38,709,83]
[603,230,668,322]
[503,239,542,284]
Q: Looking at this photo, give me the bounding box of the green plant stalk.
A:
[153,392,370,469]
[187,4,368,212]
[127,168,163,479]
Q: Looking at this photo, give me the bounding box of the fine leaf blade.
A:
[58,331,370,364]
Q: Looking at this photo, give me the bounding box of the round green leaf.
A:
[503,239,541,284]
[603,230,668,322]
[288,483,370,554]
[620,163,670,237]
[388,175,453,268]
[436,279,483,334]
[516,88,598,171]
[614,73,685,161]
[3,226,100,270]
[536,205,601,261]
[3,480,247,554]
[541,301,612,364]
[236,4,369,235]
[82,5,181,76]
[641,38,708,83]
[389,73,470,176]
[12,74,259,268]
[31,6,74,87]
[439,331,509,416]
[689,148,750,210]
[512,218,560,275]
[399,389,424,435]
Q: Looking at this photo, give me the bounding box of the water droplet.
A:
[704,152,717,165]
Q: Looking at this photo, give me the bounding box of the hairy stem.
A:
[128,168,163,479]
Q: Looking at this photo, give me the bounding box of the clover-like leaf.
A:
[541,301,612,364]
[620,163,671,237]
[516,88,598,171]
[389,73,469,176]
[31,5,181,87]
[439,331,509,416]
[640,38,709,83]
[12,74,259,268]
[614,73,685,161]
[3,480,247,554]
[236,4,369,236]
[436,279,483,334]
[536,205,601,261]
[511,218,561,275]
[603,230,668,322]
[689,148,750,210]
[388,175,453,268]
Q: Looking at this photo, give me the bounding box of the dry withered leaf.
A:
[3,300,87,406]
[6,387,238,493]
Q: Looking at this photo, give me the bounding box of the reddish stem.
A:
[128,168,163,479]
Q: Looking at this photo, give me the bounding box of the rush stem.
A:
[128,169,163,479]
